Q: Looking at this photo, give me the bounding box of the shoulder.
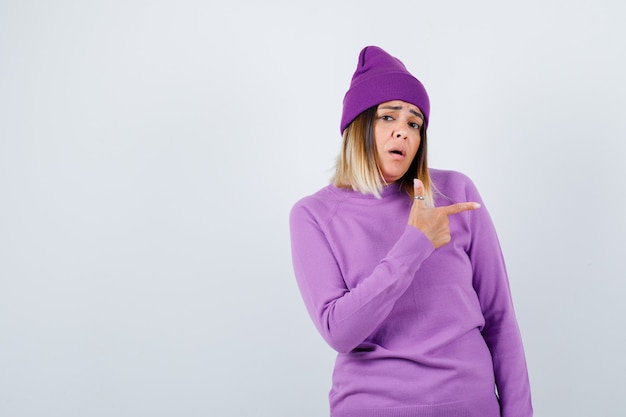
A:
[290,184,343,226]
[429,168,482,204]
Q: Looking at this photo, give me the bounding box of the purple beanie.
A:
[340,46,430,134]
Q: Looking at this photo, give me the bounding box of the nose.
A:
[395,129,407,139]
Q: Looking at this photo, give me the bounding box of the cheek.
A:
[373,128,387,153]
[408,137,421,158]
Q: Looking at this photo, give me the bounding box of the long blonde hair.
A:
[333,105,435,207]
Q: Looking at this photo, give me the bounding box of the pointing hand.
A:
[409,178,481,248]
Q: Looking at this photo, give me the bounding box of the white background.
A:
[1,1,625,416]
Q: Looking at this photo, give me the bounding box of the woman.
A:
[289,46,533,417]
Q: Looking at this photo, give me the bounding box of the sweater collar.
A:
[328,182,405,200]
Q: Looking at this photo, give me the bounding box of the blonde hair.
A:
[333,105,435,207]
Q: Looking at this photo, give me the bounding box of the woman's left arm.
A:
[464,177,533,417]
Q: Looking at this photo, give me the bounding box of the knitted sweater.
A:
[289,169,532,417]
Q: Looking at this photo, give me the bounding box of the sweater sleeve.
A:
[464,179,533,417]
[289,200,435,354]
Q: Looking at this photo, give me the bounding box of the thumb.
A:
[412,178,425,206]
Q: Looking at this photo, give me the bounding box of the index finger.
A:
[441,202,481,215]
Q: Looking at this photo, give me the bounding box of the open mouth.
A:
[389,149,405,157]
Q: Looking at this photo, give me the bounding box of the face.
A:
[373,100,423,184]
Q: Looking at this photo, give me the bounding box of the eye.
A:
[380,115,393,121]
[409,122,421,130]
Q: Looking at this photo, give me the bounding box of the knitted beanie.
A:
[340,46,430,134]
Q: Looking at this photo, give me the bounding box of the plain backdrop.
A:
[1,1,625,416]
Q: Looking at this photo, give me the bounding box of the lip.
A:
[388,148,406,160]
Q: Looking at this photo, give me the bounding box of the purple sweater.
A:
[289,169,532,417]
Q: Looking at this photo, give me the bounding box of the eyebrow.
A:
[379,105,424,120]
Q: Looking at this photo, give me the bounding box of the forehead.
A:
[377,100,423,116]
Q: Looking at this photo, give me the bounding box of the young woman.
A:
[289,46,533,417]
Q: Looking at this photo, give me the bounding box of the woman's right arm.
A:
[289,202,434,353]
